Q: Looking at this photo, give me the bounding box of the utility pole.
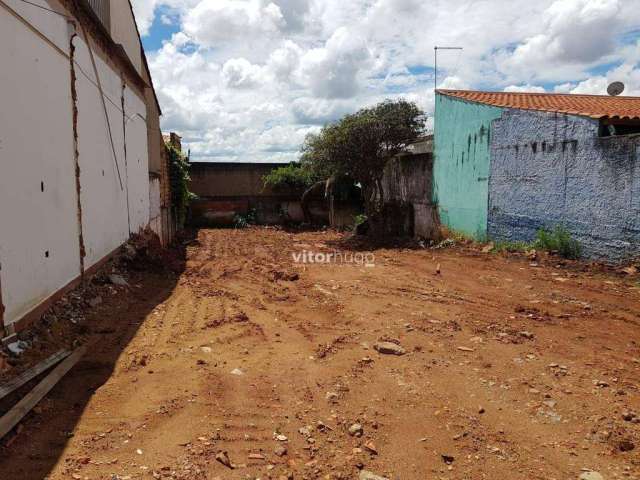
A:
[434,46,463,90]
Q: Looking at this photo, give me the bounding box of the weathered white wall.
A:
[124,87,150,233]
[0,1,153,329]
[109,0,142,75]
[0,3,80,324]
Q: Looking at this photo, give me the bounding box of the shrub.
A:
[263,163,316,190]
[167,143,196,226]
[233,209,257,229]
[534,226,581,259]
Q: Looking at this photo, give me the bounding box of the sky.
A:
[132,0,640,163]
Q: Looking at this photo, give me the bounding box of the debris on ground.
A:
[1,227,638,480]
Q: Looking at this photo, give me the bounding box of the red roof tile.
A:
[437,89,640,120]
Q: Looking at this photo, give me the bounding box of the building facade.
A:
[434,90,640,262]
[0,0,169,335]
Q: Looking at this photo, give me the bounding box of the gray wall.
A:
[488,109,640,262]
[382,152,439,239]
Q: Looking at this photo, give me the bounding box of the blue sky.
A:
[133,0,640,162]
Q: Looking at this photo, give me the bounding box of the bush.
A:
[263,163,316,190]
[167,144,196,226]
[233,209,257,229]
[534,226,581,259]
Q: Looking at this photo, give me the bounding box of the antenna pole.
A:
[434,46,463,90]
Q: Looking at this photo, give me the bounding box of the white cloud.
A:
[504,84,547,93]
[222,58,265,89]
[183,0,285,48]
[137,0,640,162]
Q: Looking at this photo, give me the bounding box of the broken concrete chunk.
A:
[579,472,604,480]
[359,470,389,480]
[373,342,406,356]
[108,274,128,286]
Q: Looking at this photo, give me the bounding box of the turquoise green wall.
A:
[433,94,503,240]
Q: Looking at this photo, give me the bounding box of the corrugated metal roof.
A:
[437,89,640,120]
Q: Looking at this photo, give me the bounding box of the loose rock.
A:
[373,342,406,356]
[359,471,389,480]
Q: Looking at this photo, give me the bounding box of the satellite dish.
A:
[607,81,625,96]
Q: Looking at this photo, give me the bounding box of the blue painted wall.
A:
[433,94,504,240]
[488,109,640,262]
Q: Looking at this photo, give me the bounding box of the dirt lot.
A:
[1,227,639,480]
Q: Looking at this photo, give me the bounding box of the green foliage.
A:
[534,226,582,259]
[262,163,317,190]
[493,240,532,253]
[167,143,196,225]
[300,99,426,216]
[354,214,368,227]
[233,209,257,229]
[489,226,581,259]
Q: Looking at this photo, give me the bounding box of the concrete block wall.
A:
[488,109,640,262]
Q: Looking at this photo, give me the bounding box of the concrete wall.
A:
[434,94,503,240]
[488,109,640,262]
[0,2,80,325]
[189,162,310,226]
[382,152,438,239]
[108,0,142,75]
[0,0,155,330]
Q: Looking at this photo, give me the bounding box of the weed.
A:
[493,240,532,253]
[233,209,257,229]
[534,226,581,260]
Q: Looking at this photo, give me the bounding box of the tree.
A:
[300,99,425,220]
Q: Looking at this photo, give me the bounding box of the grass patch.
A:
[493,240,532,253]
[534,226,581,260]
[490,226,582,260]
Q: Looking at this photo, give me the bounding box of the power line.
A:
[14,0,72,19]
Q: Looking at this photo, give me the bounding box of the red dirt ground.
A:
[0,227,638,480]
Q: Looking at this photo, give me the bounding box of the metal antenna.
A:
[434,46,463,90]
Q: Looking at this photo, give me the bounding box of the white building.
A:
[0,0,171,336]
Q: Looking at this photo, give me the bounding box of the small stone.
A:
[622,411,636,421]
[348,423,364,437]
[519,331,534,339]
[359,471,389,480]
[109,274,128,286]
[457,346,474,352]
[579,471,604,480]
[230,368,244,376]
[276,434,288,442]
[248,453,266,460]
[478,406,485,414]
[215,451,234,469]
[274,445,288,457]
[373,342,406,356]
[441,454,455,465]
[618,439,635,452]
[363,441,378,455]
[326,391,339,403]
